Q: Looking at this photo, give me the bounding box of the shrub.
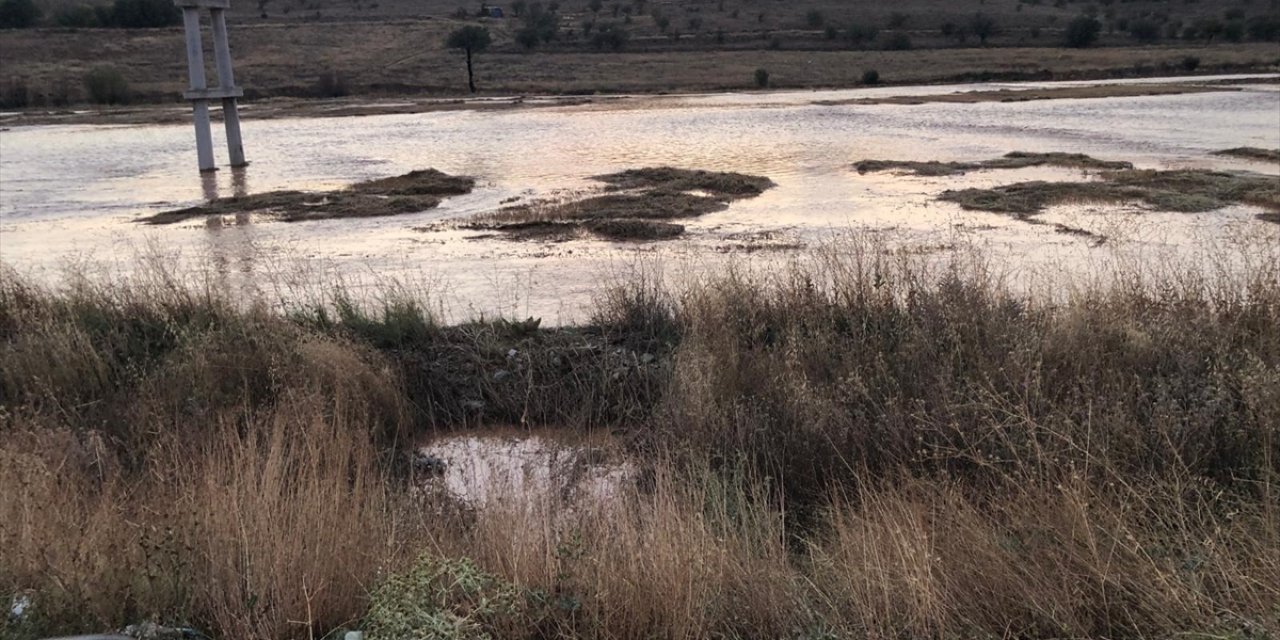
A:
[55,3,99,26]
[1129,18,1160,42]
[1223,20,1245,42]
[754,68,769,88]
[314,70,348,97]
[1064,15,1102,47]
[1,78,29,108]
[1181,55,1200,71]
[806,9,823,28]
[846,23,878,45]
[0,0,39,28]
[861,68,880,84]
[83,66,129,104]
[1247,14,1280,40]
[970,12,998,44]
[591,24,628,50]
[109,0,179,27]
[883,32,912,50]
[887,11,907,28]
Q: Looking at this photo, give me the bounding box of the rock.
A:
[493,369,511,382]
[640,353,656,364]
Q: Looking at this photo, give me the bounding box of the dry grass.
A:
[1,14,1276,114]
[140,169,474,225]
[2,237,1279,638]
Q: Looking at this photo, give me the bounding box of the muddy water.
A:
[1,76,1277,322]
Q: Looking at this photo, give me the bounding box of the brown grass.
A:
[1,14,1275,118]
[140,169,474,225]
[2,237,1279,638]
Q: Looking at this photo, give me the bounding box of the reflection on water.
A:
[0,76,1277,321]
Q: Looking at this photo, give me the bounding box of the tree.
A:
[446,25,490,93]
[969,13,997,45]
[1064,15,1101,47]
[0,0,40,28]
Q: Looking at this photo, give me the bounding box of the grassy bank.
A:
[2,240,1278,638]
[1,17,1277,116]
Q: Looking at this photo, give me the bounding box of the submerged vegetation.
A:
[140,169,475,224]
[941,169,1280,222]
[2,236,1278,639]
[858,151,1280,228]
[463,167,774,241]
[855,151,1134,176]
[1215,146,1280,163]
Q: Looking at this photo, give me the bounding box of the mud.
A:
[140,169,474,225]
[855,151,1134,177]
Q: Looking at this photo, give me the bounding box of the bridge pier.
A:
[177,0,246,172]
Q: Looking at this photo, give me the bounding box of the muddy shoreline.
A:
[3,73,1276,128]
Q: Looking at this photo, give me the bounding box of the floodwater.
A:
[1,75,1278,322]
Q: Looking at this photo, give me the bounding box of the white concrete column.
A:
[210,10,245,166]
[182,7,216,172]
[222,98,245,166]
[209,9,236,87]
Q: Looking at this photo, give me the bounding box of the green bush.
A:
[364,555,527,640]
[754,68,769,88]
[0,0,40,28]
[1064,15,1102,47]
[55,3,99,26]
[83,66,129,104]
[1181,55,1200,71]
[861,68,880,85]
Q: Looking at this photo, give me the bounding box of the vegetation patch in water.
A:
[140,169,475,224]
[940,169,1280,224]
[462,167,773,242]
[855,151,1134,177]
[1213,147,1280,163]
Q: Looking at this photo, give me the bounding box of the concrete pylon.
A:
[176,0,246,172]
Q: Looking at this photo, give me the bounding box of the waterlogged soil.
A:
[457,167,775,241]
[1214,147,1280,163]
[939,170,1280,223]
[821,83,1239,106]
[140,169,474,224]
[855,151,1134,177]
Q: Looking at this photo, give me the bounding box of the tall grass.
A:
[1,238,1277,639]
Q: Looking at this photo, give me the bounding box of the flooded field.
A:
[2,75,1277,322]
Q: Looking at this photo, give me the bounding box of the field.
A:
[2,236,1278,638]
[1,0,1278,107]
